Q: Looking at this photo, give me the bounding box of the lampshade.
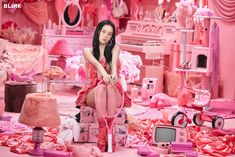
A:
[50,39,74,56]
[18,92,61,127]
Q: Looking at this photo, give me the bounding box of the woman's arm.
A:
[111,45,120,80]
[83,48,110,82]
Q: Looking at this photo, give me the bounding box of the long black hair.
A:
[92,20,116,63]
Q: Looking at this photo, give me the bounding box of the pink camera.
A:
[141,78,158,101]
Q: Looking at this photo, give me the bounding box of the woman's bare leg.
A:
[107,85,122,117]
[86,84,107,117]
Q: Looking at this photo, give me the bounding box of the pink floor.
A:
[0,89,235,157]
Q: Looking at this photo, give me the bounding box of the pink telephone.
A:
[141,78,158,101]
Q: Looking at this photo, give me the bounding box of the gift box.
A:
[87,123,99,143]
[115,109,127,124]
[80,106,94,123]
[93,109,127,125]
[115,124,128,143]
[77,123,89,142]
[43,150,71,157]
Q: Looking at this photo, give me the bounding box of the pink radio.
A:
[152,125,187,154]
[141,78,158,101]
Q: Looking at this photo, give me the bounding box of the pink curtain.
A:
[22,1,48,26]
[211,0,235,23]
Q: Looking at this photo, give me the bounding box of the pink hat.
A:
[50,39,74,56]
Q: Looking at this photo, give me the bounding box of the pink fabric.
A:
[18,93,61,127]
[68,4,78,23]
[211,0,235,23]
[76,57,131,107]
[50,39,74,56]
[99,4,111,22]
[106,0,112,10]
[22,1,48,25]
[209,22,220,88]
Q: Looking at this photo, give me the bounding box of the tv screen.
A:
[154,127,176,142]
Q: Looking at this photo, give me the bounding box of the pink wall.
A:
[209,2,235,99]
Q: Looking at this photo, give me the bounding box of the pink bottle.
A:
[131,85,139,100]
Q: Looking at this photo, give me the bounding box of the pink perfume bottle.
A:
[131,85,139,100]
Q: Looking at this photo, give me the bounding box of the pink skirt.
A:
[75,78,131,107]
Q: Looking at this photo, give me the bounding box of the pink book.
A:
[43,150,71,157]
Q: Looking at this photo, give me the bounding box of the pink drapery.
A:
[211,0,235,23]
[22,1,48,26]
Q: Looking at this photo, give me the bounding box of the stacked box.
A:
[80,106,127,125]
[80,106,94,123]
[93,108,127,125]
[77,123,89,142]
[76,123,128,143]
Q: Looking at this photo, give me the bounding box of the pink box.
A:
[77,123,89,142]
[93,109,126,125]
[87,123,99,143]
[115,124,128,143]
[115,109,127,124]
[80,106,94,123]
[43,150,71,157]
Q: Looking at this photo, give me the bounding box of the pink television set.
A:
[152,125,187,154]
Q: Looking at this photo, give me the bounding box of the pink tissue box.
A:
[80,106,94,123]
[77,123,89,142]
[93,109,126,125]
[43,150,71,157]
[115,124,128,143]
[88,123,99,143]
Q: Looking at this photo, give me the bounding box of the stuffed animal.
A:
[57,117,80,146]
[150,93,172,109]
[175,0,197,28]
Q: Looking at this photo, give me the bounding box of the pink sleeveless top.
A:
[75,57,131,107]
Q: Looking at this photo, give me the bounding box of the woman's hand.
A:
[102,73,112,84]
[110,74,118,85]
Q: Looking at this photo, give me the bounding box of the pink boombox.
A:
[141,78,158,101]
[152,125,187,154]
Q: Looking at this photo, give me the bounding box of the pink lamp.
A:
[50,39,75,70]
[18,92,61,156]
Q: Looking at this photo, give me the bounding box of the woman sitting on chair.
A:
[75,20,131,152]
